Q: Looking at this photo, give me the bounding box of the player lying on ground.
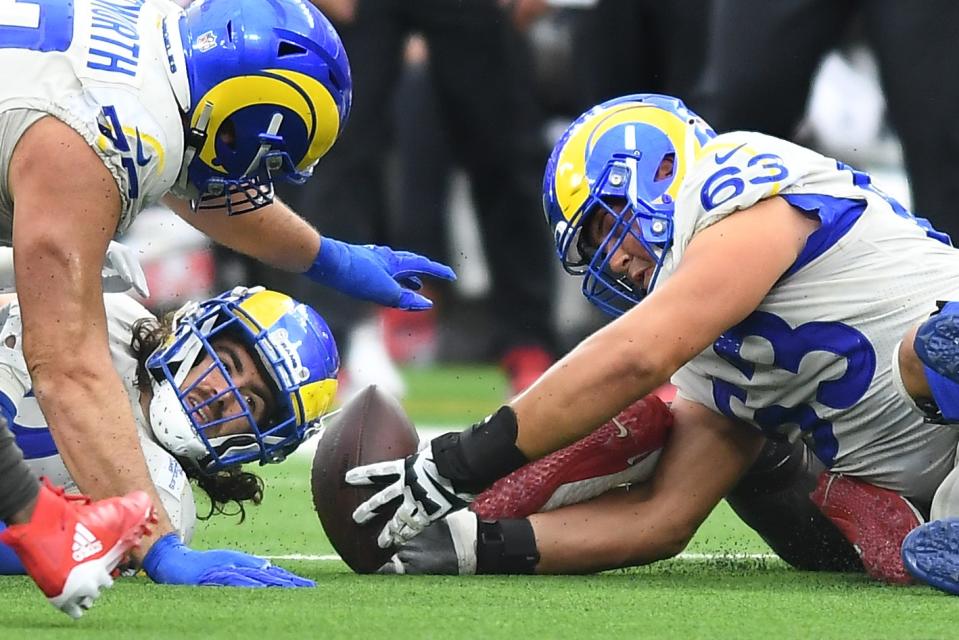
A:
[1,0,454,589]
[347,94,959,595]
[0,285,337,586]
[379,394,890,580]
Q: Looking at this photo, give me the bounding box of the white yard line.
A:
[264,552,779,562]
[290,428,780,565]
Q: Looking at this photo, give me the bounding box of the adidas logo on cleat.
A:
[71,523,103,562]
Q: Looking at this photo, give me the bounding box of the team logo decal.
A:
[269,327,310,385]
[196,30,217,53]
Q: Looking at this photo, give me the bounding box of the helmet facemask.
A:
[544,94,716,318]
[557,154,675,317]
[147,288,336,474]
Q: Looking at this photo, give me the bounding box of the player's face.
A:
[583,155,674,290]
[585,203,656,290]
[178,335,277,439]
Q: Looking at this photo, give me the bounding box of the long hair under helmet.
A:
[146,287,339,474]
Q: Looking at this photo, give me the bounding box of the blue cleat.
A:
[901,518,959,595]
[913,302,959,421]
[915,302,959,382]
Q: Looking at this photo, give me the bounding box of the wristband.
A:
[476,518,540,575]
[432,406,529,495]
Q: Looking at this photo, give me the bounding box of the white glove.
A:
[102,241,149,297]
[346,448,473,548]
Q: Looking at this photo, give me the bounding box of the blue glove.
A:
[0,523,26,575]
[304,238,456,310]
[142,533,314,588]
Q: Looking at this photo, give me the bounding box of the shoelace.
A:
[40,477,93,506]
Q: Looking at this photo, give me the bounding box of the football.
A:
[310,384,420,573]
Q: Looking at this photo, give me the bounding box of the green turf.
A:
[398,364,508,424]
[3,366,958,638]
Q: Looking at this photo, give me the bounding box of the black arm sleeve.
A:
[431,406,529,495]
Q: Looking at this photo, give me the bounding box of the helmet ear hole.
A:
[656,153,675,182]
[277,41,306,57]
[327,70,344,92]
[219,119,237,150]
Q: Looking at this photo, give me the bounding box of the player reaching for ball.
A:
[347,94,959,594]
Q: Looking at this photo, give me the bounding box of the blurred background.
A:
[124,0,959,403]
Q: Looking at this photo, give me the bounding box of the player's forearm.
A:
[532,407,762,573]
[511,319,671,460]
[426,320,669,498]
[529,484,700,573]
[29,366,175,543]
[166,194,320,272]
[10,116,174,555]
[33,367,155,494]
[18,315,175,558]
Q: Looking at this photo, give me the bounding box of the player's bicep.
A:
[637,197,819,371]
[10,116,121,263]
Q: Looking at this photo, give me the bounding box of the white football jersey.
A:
[0,294,196,542]
[665,131,959,504]
[0,0,189,233]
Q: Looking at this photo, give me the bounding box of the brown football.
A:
[310,384,420,573]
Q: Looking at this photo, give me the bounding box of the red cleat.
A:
[501,345,553,396]
[471,395,673,519]
[0,479,156,619]
[810,472,922,584]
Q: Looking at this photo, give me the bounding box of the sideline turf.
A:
[2,366,957,638]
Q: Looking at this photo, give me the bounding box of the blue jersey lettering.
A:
[710,311,876,466]
[86,0,144,77]
[97,105,140,198]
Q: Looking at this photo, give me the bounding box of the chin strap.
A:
[243,113,285,178]
[175,101,214,196]
[146,307,214,464]
[161,12,191,112]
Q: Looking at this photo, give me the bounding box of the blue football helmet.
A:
[173,0,352,214]
[147,287,339,474]
[543,94,716,316]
